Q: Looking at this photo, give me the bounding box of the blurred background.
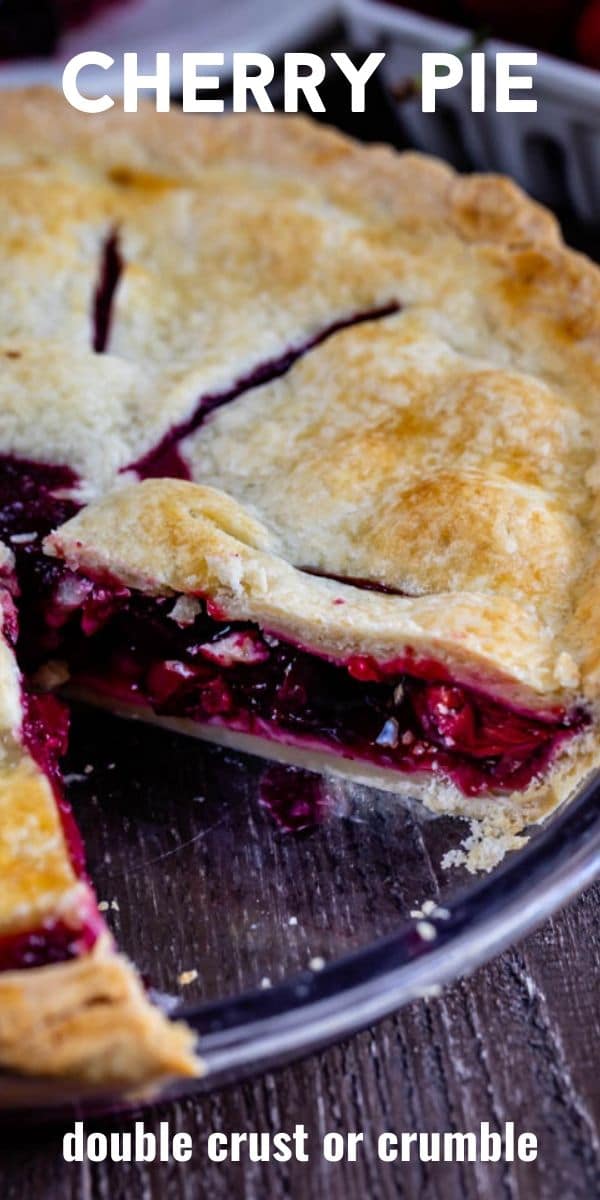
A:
[2,1,600,226]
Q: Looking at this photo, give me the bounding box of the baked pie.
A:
[1,87,600,1089]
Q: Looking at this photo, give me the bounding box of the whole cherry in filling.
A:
[36,580,585,798]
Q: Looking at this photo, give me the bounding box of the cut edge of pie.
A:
[0,567,200,1093]
[41,479,600,837]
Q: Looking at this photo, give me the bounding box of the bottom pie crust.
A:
[0,934,199,1094]
[68,687,600,856]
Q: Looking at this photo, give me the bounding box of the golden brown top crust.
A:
[181,311,590,630]
[46,479,576,710]
[0,88,559,240]
[2,88,600,709]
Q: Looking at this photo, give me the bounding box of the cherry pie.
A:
[1,87,600,1090]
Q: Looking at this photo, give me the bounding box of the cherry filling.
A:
[33,580,584,799]
[259,765,331,833]
[93,230,123,354]
[0,914,101,973]
[0,460,106,970]
[0,690,104,972]
[0,456,82,673]
[21,690,86,874]
[1,688,104,971]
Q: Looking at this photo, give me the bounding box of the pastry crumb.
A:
[554,651,580,689]
[169,595,201,626]
[420,983,442,998]
[416,921,437,942]
[411,899,451,921]
[308,956,325,972]
[288,916,298,926]
[178,969,198,986]
[260,976,272,989]
[442,817,528,873]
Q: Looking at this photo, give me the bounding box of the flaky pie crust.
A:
[0,936,197,1092]
[0,579,200,1092]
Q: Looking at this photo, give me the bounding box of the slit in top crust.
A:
[128,302,401,480]
[92,229,123,354]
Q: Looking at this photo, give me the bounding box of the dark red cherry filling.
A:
[93,230,123,354]
[0,913,101,973]
[0,688,105,972]
[0,455,81,672]
[259,765,331,833]
[21,690,89,877]
[0,459,106,971]
[35,582,584,799]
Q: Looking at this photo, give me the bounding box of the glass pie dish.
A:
[1,703,598,1123]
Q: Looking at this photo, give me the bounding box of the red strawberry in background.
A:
[576,1,600,68]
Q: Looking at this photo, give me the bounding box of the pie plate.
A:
[1,704,598,1121]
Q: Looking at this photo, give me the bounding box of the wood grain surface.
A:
[2,884,599,1199]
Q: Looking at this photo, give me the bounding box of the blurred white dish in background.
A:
[0,0,336,93]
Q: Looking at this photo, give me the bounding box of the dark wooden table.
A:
[2,54,600,1200]
[2,882,599,1199]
